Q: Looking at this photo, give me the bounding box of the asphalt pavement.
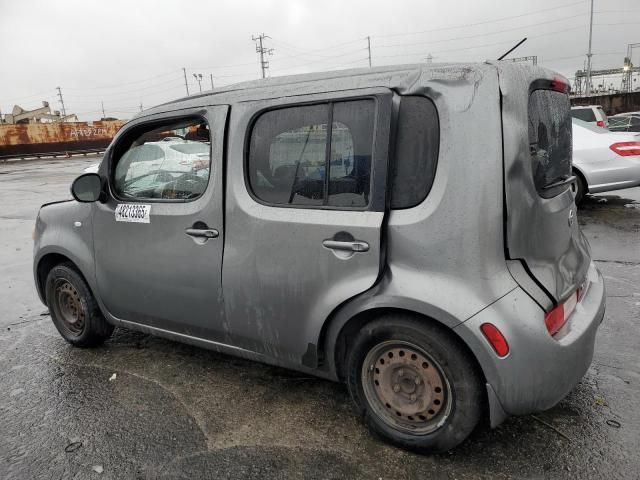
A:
[1,157,638,479]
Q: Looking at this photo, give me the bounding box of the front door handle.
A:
[185,228,219,239]
[322,239,369,253]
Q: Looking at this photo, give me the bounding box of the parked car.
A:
[33,64,605,452]
[572,118,640,203]
[82,137,210,177]
[607,113,640,133]
[571,105,608,127]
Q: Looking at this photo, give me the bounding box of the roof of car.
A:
[571,105,603,109]
[135,61,554,120]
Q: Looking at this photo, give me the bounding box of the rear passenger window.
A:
[391,96,439,209]
[528,90,572,197]
[248,100,375,208]
[570,108,595,122]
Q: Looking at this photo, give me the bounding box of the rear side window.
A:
[570,108,595,122]
[529,90,572,197]
[391,96,439,209]
[248,100,375,208]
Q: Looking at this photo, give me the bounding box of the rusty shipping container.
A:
[0,120,125,159]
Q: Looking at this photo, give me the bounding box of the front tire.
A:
[573,173,586,205]
[345,315,483,452]
[45,263,114,347]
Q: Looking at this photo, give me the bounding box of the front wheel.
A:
[572,173,586,205]
[345,316,483,452]
[45,263,114,347]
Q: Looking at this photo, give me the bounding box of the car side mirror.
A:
[71,173,103,203]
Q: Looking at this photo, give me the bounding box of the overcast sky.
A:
[1,0,638,121]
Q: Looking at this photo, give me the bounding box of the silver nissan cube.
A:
[33,63,606,452]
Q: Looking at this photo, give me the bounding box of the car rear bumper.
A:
[454,261,605,419]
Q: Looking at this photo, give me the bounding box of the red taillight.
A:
[596,120,605,128]
[550,75,570,93]
[545,290,579,336]
[544,305,565,336]
[610,142,640,156]
[480,323,509,357]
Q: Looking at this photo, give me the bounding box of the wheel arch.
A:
[36,251,92,305]
[572,165,589,193]
[320,298,486,387]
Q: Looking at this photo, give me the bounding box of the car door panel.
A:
[93,106,228,338]
[222,89,391,362]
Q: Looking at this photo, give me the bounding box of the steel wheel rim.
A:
[361,340,453,435]
[53,279,85,336]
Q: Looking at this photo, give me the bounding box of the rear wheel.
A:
[45,263,114,347]
[345,315,482,452]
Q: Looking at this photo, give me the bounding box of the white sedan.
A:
[83,138,209,175]
[572,118,640,203]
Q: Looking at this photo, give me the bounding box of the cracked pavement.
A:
[1,157,639,479]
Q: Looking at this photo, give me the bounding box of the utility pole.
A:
[56,86,66,119]
[139,102,143,112]
[182,67,190,95]
[193,73,203,93]
[366,36,372,67]
[252,33,274,78]
[210,74,214,89]
[101,101,106,120]
[623,43,640,93]
[585,0,594,96]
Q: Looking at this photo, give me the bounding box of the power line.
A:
[374,0,587,40]
[271,47,367,71]
[544,52,624,62]
[374,25,585,61]
[274,56,370,75]
[64,69,182,91]
[63,77,184,99]
[269,38,365,57]
[0,89,56,105]
[64,90,183,108]
[266,42,365,62]
[375,13,586,50]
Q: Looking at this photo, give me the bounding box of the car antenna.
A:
[497,38,528,61]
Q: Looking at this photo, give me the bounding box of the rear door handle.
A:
[322,239,369,253]
[185,228,219,239]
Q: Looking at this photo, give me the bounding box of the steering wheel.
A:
[160,172,208,199]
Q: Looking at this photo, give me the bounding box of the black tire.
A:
[45,262,114,347]
[345,315,483,452]
[573,173,586,205]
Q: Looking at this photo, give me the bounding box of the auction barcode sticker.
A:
[115,204,151,223]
